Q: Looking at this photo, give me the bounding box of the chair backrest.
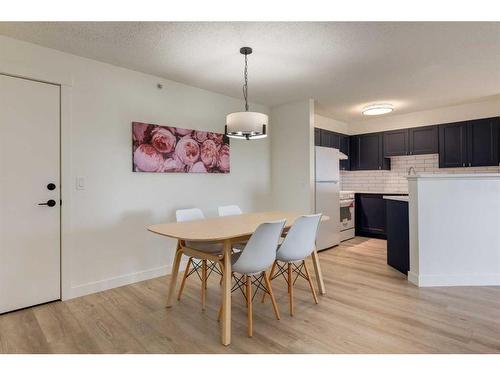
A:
[218,205,243,217]
[232,220,286,275]
[277,214,322,261]
[176,208,205,222]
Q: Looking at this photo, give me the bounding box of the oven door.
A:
[340,198,354,230]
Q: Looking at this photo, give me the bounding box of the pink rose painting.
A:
[132,122,230,173]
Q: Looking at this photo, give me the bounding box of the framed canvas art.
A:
[132,122,230,173]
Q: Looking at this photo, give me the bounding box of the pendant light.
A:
[225,47,268,140]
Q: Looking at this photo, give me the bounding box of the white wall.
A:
[408,174,500,287]
[0,36,271,299]
[314,113,350,134]
[349,96,500,134]
[270,99,315,213]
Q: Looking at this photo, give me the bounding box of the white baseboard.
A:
[407,271,500,287]
[65,260,187,300]
[407,271,419,286]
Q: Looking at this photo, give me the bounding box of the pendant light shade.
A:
[225,111,268,140]
[225,47,268,140]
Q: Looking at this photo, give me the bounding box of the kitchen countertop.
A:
[351,191,409,195]
[407,173,500,180]
[383,195,409,202]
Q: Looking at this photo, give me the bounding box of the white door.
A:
[0,74,60,314]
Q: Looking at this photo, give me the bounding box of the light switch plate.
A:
[76,176,85,190]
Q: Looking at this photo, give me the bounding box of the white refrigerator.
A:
[315,146,341,250]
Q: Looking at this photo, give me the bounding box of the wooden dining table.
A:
[147,211,327,346]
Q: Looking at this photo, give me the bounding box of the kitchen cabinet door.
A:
[355,133,390,170]
[467,117,499,167]
[386,199,409,274]
[358,133,380,170]
[439,122,467,168]
[314,128,321,146]
[383,129,409,157]
[409,125,438,155]
[349,136,359,170]
[340,134,350,170]
[355,193,387,239]
[319,129,333,148]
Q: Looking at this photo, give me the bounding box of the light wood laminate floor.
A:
[1,237,500,353]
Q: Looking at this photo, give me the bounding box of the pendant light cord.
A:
[243,53,249,111]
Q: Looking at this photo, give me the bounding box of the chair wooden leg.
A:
[177,257,192,301]
[303,260,319,304]
[218,304,223,322]
[263,271,280,320]
[201,259,207,310]
[246,275,253,337]
[261,261,277,303]
[288,262,294,316]
[219,262,224,286]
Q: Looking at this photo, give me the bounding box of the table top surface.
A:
[148,211,328,242]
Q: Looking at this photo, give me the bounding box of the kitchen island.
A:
[407,173,500,287]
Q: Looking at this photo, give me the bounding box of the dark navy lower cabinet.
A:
[386,199,409,275]
[355,193,387,239]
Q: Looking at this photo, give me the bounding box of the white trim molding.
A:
[66,259,187,300]
[408,271,500,287]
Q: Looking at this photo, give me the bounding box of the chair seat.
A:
[230,252,261,275]
[185,241,223,255]
[276,244,308,263]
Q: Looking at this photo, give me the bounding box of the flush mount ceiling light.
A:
[362,104,394,116]
[225,47,268,140]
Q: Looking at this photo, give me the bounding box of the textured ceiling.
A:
[1,22,499,122]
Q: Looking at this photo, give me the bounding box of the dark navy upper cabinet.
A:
[351,133,390,171]
[314,128,351,169]
[383,129,409,157]
[314,128,321,146]
[439,122,468,168]
[320,129,340,149]
[384,126,438,157]
[315,116,498,171]
[339,134,350,170]
[439,118,499,168]
[467,117,499,167]
[409,125,438,155]
[358,133,381,170]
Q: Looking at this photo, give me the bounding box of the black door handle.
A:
[38,199,56,207]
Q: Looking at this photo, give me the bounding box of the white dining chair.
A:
[175,208,223,310]
[263,214,322,316]
[217,205,243,217]
[218,219,285,337]
[218,205,246,251]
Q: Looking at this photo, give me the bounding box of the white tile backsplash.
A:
[340,154,500,193]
